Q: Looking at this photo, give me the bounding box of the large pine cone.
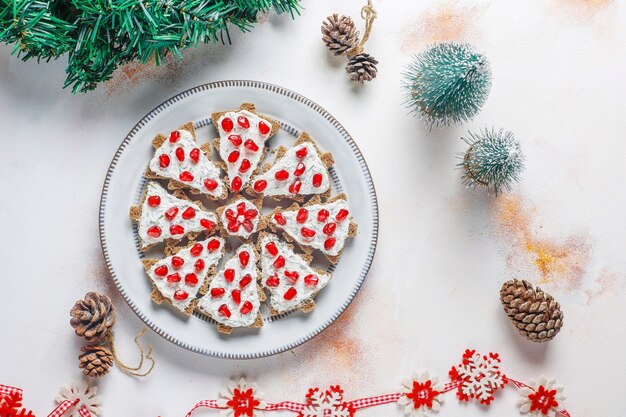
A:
[346,53,378,83]
[79,345,114,377]
[321,14,360,56]
[500,279,564,342]
[70,292,116,342]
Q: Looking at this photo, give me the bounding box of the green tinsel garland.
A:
[0,0,301,93]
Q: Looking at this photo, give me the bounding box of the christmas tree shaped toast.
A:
[216,197,266,241]
[130,182,219,251]
[196,244,265,334]
[146,122,228,199]
[142,237,226,316]
[267,194,357,264]
[257,232,331,315]
[211,103,280,193]
[249,132,334,200]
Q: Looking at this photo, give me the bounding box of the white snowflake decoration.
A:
[299,386,354,417]
[397,371,444,417]
[56,380,102,417]
[217,378,266,417]
[449,349,507,405]
[518,377,566,417]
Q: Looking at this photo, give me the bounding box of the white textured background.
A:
[1,1,625,416]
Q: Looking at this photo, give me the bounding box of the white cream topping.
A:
[220,199,260,239]
[147,237,225,313]
[216,110,271,189]
[138,182,218,247]
[148,129,225,197]
[252,143,331,196]
[271,200,352,257]
[259,234,331,313]
[198,244,261,328]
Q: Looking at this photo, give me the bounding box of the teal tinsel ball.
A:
[403,42,492,127]
[461,128,524,195]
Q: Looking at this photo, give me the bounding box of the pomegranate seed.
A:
[224,269,235,283]
[175,147,185,162]
[275,170,289,181]
[231,176,242,192]
[227,220,241,233]
[244,139,259,152]
[194,259,205,272]
[284,287,297,301]
[244,209,258,220]
[304,274,319,287]
[239,274,252,288]
[289,180,302,194]
[211,288,225,297]
[258,121,270,135]
[225,209,237,222]
[253,180,267,192]
[174,290,189,301]
[165,207,178,221]
[237,116,250,128]
[190,243,203,256]
[317,209,330,222]
[296,208,308,223]
[185,273,199,286]
[207,239,221,252]
[228,134,242,147]
[170,224,184,235]
[266,274,280,287]
[323,222,337,235]
[312,173,323,188]
[273,256,285,269]
[228,150,240,163]
[324,238,336,250]
[204,178,218,191]
[179,171,194,182]
[218,304,231,317]
[182,207,196,220]
[171,256,184,269]
[265,242,278,256]
[159,154,170,168]
[295,146,308,159]
[154,265,168,277]
[284,270,299,284]
[147,226,161,238]
[231,289,241,305]
[336,209,349,221]
[221,118,233,132]
[242,220,254,233]
[167,273,181,283]
[200,219,214,230]
[239,159,251,173]
[190,148,200,164]
[239,251,250,267]
[294,162,306,176]
[301,227,316,238]
[240,301,253,315]
[237,202,246,214]
[147,195,161,207]
[273,212,286,226]
[169,131,181,143]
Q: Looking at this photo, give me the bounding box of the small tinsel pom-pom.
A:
[461,128,524,195]
[403,42,491,127]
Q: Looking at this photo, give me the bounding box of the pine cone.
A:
[500,279,564,343]
[79,345,114,377]
[321,14,360,56]
[70,292,116,342]
[346,53,378,83]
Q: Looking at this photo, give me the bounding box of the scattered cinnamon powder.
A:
[586,268,620,304]
[551,0,615,21]
[85,253,124,305]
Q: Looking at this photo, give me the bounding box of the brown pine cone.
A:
[321,14,360,56]
[500,279,564,342]
[70,292,116,342]
[346,53,379,83]
[79,345,114,377]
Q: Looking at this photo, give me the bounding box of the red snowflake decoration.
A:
[449,349,508,405]
[406,380,439,410]
[298,386,355,417]
[227,388,261,417]
[527,386,560,415]
[0,392,35,417]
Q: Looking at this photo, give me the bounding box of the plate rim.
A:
[98,80,379,359]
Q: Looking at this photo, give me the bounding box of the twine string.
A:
[348,0,377,57]
[107,328,155,377]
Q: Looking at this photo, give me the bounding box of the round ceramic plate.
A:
[99,81,378,359]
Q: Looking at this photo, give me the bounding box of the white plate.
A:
[99,81,378,359]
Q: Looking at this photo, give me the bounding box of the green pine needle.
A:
[403,42,492,128]
[460,128,524,195]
